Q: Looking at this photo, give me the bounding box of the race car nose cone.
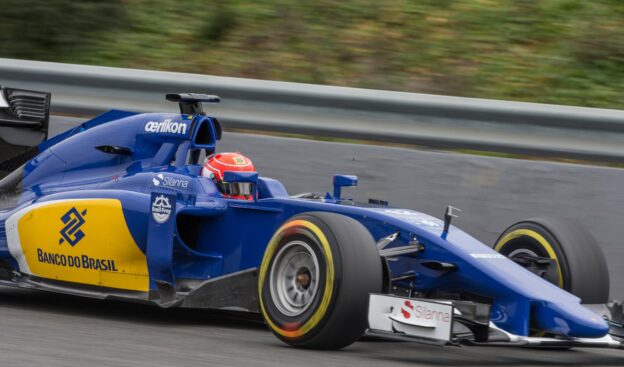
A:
[532,301,610,338]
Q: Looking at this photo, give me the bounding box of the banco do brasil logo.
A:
[59,207,87,246]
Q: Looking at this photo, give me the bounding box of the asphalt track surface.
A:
[1,286,623,367]
[0,116,621,366]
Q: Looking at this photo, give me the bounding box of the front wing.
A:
[367,294,624,350]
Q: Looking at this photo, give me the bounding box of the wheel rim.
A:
[506,247,561,285]
[269,240,320,317]
[508,248,538,258]
[495,229,565,288]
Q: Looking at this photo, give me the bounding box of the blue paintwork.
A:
[223,171,258,184]
[332,174,357,200]
[147,192,177,289]
[0,110,609,339]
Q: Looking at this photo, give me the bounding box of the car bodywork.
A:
[0,86,621,349]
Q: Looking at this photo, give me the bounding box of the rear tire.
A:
[258,212,382,349]
[494,217,609,304]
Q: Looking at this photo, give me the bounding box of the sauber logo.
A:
[144,119,188,134]
[59,207,87,246]
[399,300,451,323]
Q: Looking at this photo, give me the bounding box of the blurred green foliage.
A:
[0,0,126,59]
[1,0,623,109]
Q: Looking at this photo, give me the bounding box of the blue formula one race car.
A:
[0,85,622,351]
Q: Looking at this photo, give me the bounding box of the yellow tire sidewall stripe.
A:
[258,219,335,339]
[495,229,564,288]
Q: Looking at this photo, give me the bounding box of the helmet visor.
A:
[221,182,254,197]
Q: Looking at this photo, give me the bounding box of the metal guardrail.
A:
[1,58,623,161]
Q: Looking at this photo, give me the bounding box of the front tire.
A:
[494,217,609,304]
[258,212,382,350]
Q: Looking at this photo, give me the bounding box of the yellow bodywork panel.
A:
[11,199,149,292]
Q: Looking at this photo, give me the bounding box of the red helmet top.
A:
[202,152,256,199]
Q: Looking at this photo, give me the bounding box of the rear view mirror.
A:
[333,174,358,200]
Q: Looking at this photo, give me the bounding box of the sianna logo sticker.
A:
[59,207,87,246]
[399,300,451,323]
[152,173,189,188]
[151,195,172,223]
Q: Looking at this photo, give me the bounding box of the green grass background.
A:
[1,0,623,109]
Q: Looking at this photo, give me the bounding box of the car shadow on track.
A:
[354,336,624,366]
[0,286,266,330]
[364,346,624,367]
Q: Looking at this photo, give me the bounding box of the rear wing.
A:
[0,85,50,177]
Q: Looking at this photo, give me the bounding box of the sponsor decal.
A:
[368,294,454,341]
[470,253,506,259]
[368,294,453,341]
[59,207,87,246]
[32,206,121,273]
[144,119,188,134]
[151,194,172,223]
[37,249,118,271]
[383,209,443,228]
[152,173,189,188]
[399,300,451,324]
[8,199,149,291]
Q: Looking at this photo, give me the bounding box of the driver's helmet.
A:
[201,152,256,199]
